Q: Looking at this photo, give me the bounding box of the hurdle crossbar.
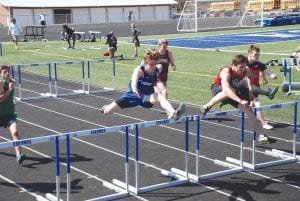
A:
[53,61,86,97]
[13,63,53,101]
[86,59,116,94]
[226,102,299,170]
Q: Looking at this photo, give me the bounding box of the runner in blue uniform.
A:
[100,52,185,120]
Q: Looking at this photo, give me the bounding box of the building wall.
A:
[90,7,107,23]
[73,8,90,24]
[0,6,9,25]
[3,5,173,26]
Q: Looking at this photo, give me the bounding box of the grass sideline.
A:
[1,25,299,125]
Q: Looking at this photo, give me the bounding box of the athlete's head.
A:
[143,52,158,72]
[0,65,11,80]
[248,45,260,63]
[231,54,248,76]
[158,39,168,46]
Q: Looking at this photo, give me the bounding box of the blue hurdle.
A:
[53,61,86,97]
[108,116,192,194]
[1,102,298,200]
[0,124,131,201]
[13,63,53,101]
[281,57,300,96]
[86,59,116,94]
[170,109,245,182]
[226,102,299,170]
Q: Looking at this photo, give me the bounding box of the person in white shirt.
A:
[8,18,22,50]
[40,13,46,26]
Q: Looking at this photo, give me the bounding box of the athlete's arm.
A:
[168,51,176,71]
[220,68,242,103]
[0,81,13,103]
[131,67,142,97]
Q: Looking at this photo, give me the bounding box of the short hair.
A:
[143,52,158,63]
[248,45,260,53]
[11,18,16,22]
[0,65,10,72]
[232,54,248,66]
[158,39,168,46]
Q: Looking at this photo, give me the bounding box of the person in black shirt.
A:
[62,24,75,49]
[105,31,117,59]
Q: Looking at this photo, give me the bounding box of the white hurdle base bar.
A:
[15,92,53,101]
[85,87,115,94]
[36,195,51,201]
[170,160,244,182]
[112,172,188,195]
[45,193,63,201]
[86,182,129,201]
[266,149,300,161]
[226,155,297,170]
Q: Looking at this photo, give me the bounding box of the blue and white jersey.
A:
[128,64,159,96]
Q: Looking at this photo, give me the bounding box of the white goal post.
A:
[176,0,297,32]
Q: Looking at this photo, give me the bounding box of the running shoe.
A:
[258,134,270,144]
[16,154,25,164]
[100,105,108,113]
[171,103,186,121]
[267,86,279,100]
[199,105,212,115]
[263,122,273,130]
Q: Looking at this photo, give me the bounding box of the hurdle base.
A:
[268,149,300,161]
[226,155,297,170]
[170,160,244,182]
[15,92,53,102]
[45,193,63,201]
[36,195,50,201]
[112,171,188,195]
[86,87,115,95]
[54,90,86,98]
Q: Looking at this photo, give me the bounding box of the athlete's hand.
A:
[133,91,140,98]
[8,82,14,91]
[239,100,249,108]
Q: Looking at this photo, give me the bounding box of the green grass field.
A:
[1,24,299,125]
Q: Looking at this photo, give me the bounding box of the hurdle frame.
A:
[53,60,86,97]
[108,116,192,195]
[86,59,116,94]
[169,109,245,182]
[0,125,132,201]
[14,63,53,101]
[226,102,299,170]
[282,57,300,95]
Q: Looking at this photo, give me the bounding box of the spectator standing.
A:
[62,24,75,49]
[131,23,141,57]
[39,12,46,26]
[8,18,22,50]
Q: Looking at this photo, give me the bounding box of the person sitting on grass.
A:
[100,52,185,121]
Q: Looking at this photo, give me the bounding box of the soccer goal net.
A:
[177,0,295,32]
